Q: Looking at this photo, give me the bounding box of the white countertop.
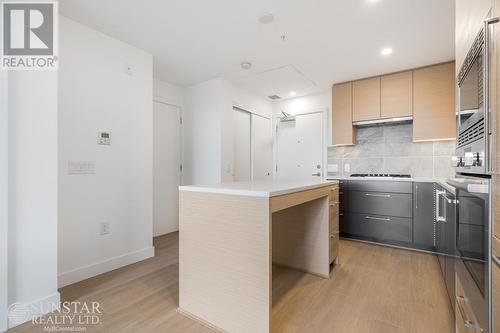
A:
[179,179,338,197]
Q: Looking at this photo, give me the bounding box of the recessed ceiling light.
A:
[240,62,252,70]
[289,91,297,97]
[381,48,393,56]
[367,0,380,3]
[258,13,274,24]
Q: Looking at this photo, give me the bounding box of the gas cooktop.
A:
[350,174,412,178]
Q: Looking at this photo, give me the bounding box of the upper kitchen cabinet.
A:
[413,62,456,142]
[332,83,355,146]
[352,77,381,122]
[456,0,492,75]
[381,71,413,119]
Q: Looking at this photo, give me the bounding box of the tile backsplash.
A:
[327,124,455,178]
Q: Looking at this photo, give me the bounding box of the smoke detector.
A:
[240,62,252,70]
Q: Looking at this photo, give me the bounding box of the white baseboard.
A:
[58,246,155,288]
[8,292,60,329]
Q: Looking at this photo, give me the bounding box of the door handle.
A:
[312,172,321,176]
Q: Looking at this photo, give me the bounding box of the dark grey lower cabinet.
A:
[413,182,435,251]
[344,213,413,244]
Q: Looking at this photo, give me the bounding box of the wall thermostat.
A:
[98,132,111,145]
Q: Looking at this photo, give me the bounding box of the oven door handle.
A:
[484,17,500,174]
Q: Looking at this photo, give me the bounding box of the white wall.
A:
[183,78,226,185]
[0,70,8,332]
[183,78,273,185]
[273,91,332,143]
[58,17,154,287]
[153,79,185,107]
[7,70,59,328]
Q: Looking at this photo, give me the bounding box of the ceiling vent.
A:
[268,95,281,100]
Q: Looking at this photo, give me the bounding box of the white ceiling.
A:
[60,0,455,99]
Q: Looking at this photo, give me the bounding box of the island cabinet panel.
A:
[381,71,413,119]
[179,191,271,333]
[332,83,355,145]
[352,77,381,122]
[413,62,456,142]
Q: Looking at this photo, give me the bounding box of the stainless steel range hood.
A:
[352,116,413,127]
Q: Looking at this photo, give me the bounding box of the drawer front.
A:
[330,203,339,234]
[349,191,413,218]
[330,232,339,263]
[344,213,412,243]
[348,180,412,193]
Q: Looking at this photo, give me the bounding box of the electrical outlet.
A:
[100,222,110,235]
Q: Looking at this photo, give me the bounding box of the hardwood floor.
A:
[9,233,454,333]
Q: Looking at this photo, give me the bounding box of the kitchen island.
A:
[178,180,339,333]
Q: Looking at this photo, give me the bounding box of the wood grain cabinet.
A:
[352,77,381,121]
[413,62,456,142]
[381,71,413,119]
[332,83,355,145]
[329,186,339,264]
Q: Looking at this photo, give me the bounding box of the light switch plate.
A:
[327,164,338,173]
[344,163,350,173]
[68,161,96,175]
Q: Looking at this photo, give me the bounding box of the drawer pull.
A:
[329,202,339,206]
[339,191,344,195]
[365,193,391,198]
[365,215,391,221]
[339,213,344,216]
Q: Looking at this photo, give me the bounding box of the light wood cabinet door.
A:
[332,83,355,145]
[352,77,381,121]
[413,62,456,142]
[381,71,413,119]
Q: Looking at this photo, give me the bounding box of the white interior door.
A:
[251,115,272,180]
[276,112,324,180]
[232,108,251,181]
[153,102,181,237]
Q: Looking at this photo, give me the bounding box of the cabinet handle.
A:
[330,234,337,239]
[330,202,339,206]
[365,193,391,198]
[415,185,418,209]
[365,215,391,221]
